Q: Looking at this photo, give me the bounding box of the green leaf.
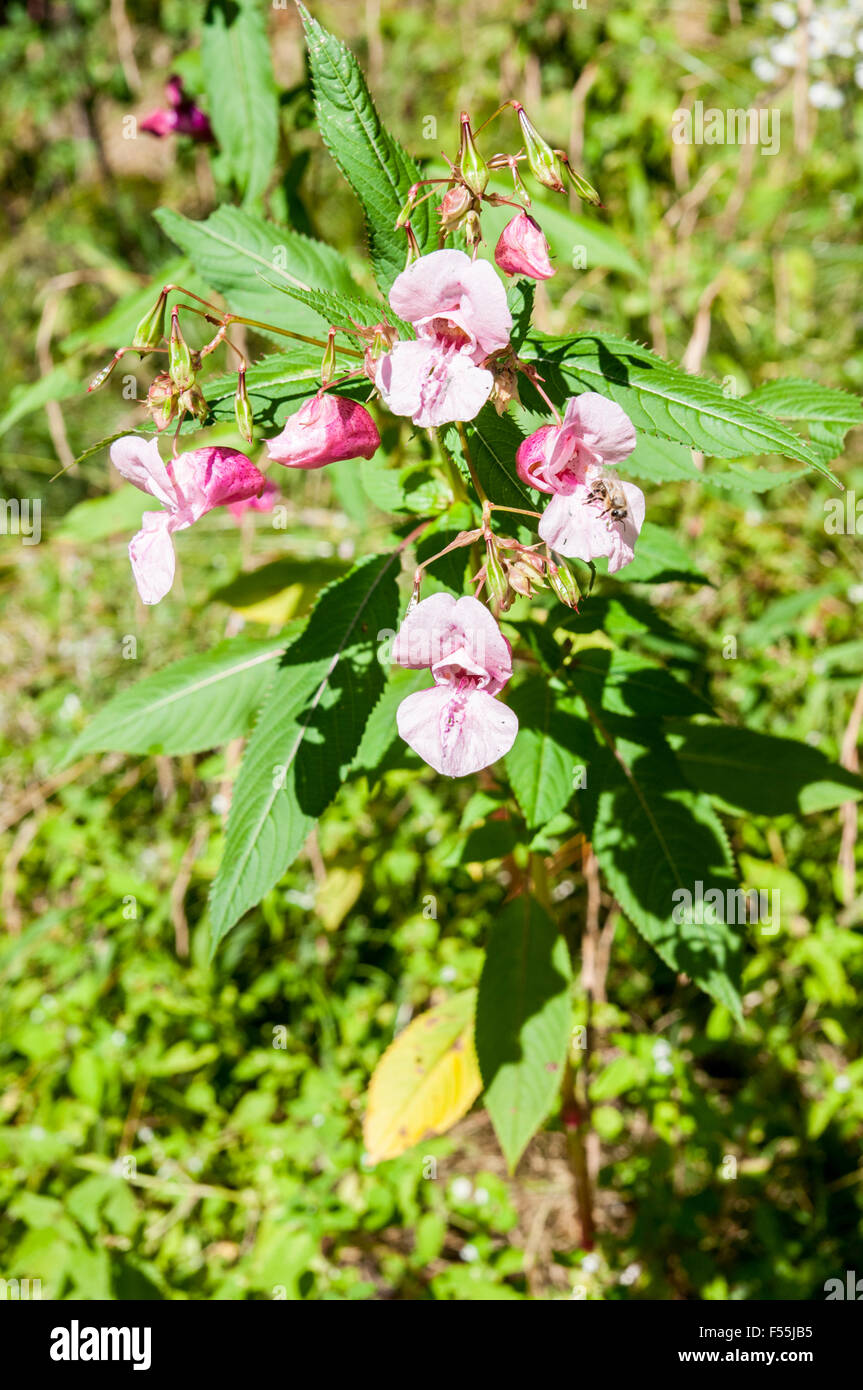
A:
[668,720,863,816]
[66,634,293,762]
[447,407,535,513]
[623,434,703,484]
[567,647,711,720]
[299,4,435,292]
[155,206,364,342]
[476,895,572,1171]
[208,553,401,952]
[702,461,810,494]
[201,0,279,206]
[260,279,396,333]
[744,378,863,465]
[523,333,835,480]
[590,740,743,1021]
[504,677,594,830]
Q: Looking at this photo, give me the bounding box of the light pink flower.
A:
[393,593,518,777]
[140,76,212,141]
[228,475,280,520]
[494,212,555,280]
[110,435,265,604]
[376,249,512,428]
[538,469,646,575]
[266,393,380,469]
[516,393,636,494]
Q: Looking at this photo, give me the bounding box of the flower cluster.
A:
[751,0,863,107]
[89,95,644,779]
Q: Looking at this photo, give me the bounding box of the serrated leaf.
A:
[523,333,835,480]
[667,719,863,816]
[208,553,400,951]
[66,634,292,761]
[590,739,743,1021]
[623,434,703,484]
[364,990,482,1162]
[201,0,279,206]
[476,896,572,1171]
[504,677,594,829]
[299,5,435,292]
[155,206,364,342]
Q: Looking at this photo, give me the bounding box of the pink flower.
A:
[376,249,512,428]
[140,75,212,141]
[494,212,555,280]
[110,435,265,604]
[539,470,646,574]
[227,475,280,520]
[392,593,518,777]
[266,394,381,469]
[516,393,637,494]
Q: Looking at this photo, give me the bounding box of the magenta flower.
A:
[494,212,555,280]
[538,470,646,574]
[228,475,280,520]
[516,393,637,494]
[110,435,265,604]
[140,75,212,141]
[266,394,381,469]
[392,593,518,777]
[375,249,512,428]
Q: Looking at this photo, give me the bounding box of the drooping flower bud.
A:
[147,372,179,430]
[233,367,254,442]
[565,161,601,207]
[168,309,195,390]
[266,393,381,470]
[464,209,483,248]
[483,541,510,614]
[437,183,473,234]
[548,557,580,608]
[132,291,168,355]
[320,329,337,388]
[458,113,490,197]
[494,212,555,280]
[178,383,208,426]
[514,103,567,193]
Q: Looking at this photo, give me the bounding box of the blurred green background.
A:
[1,0,862,1300]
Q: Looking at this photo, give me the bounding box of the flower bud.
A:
[565,161,601,207]
[178,383,208,426]
[464,209,483,248]
[514,103,567,193]
[320,330,337,388]
[458,113,490,197]
[548,557,580,608]
[266,393,381,470]
[234,368,254,443]
[147,372,179,430]
[132,292,168,355]
[484,542,509,612]
[169,308,195,390]
[437,183,473,233]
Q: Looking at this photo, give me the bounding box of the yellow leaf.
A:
[315,867,364,931]
[364,990,482,1163]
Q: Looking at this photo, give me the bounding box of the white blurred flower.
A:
[582,1253,601,1274]
[439,965,457,983]
[834,1074,851,1093]
[771,1,797,28]
[855,61,863,87]
[451,1176,473,1202]
[809,79,844,107]
[460,1242,479,1262]
[753,55,780,83]
[620,1262,642,1286]
[473,1186,489,1205]
[770,37,798,67]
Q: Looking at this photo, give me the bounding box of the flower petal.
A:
[562,393,636,467]
[397,684,518,777]
[110,435,178,510]
[128,511,176,605]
